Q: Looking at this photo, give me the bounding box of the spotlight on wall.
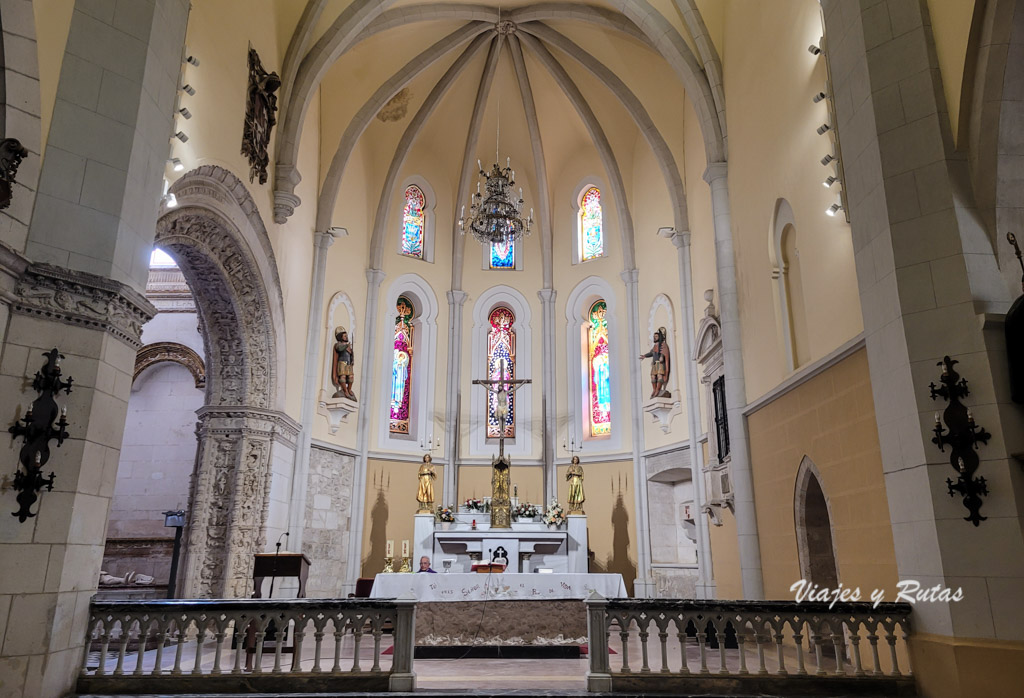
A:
[178,107,192,120]
[823,175,838,188]
[826,203,842,217]
[164,192,178,208]
[808,43,821,55]
[186,55,200,67]
[169,157,184,172]
[181,84,196,96]
[820,153,836,166]
[816,123,832,136]
[812,92,827,103]
[173,131,189,143]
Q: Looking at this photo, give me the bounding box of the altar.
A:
[369,572,628,601]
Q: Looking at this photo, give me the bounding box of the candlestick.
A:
[386,539,394,557]
[401,539,410,558]
[934,412,940,425]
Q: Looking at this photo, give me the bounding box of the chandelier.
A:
[459,157,533,246]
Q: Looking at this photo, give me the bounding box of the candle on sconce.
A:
[385,539,394,558]
[934,412,941,425]
[967,409,975,425]
[61,405,67,418]
[401,540,410,558]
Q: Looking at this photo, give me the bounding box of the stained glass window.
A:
[490,238,515,269]
[588,300,611,436]
[401,185,425,258]
[579,187,604,261]
[486,307,516,438]
[389,296,414,434]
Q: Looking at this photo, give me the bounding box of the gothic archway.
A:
[154,166,298,598]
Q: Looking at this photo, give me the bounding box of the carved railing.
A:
[586,597,914,696]
[78,598,416,694]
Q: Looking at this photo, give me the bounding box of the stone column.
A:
[666,229,716,599]
[621,268,654,597]
[344,267,385,591]
[443,289,468,507]
[538,287,557,502]
[287,229,337,551]
[702,163,764,599]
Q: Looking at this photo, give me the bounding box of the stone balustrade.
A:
[78,598,416,694]
[585,596,914,696]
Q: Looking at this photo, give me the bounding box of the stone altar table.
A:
[369,572,628,601]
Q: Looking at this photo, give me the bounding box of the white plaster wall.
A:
[139,312,203,356]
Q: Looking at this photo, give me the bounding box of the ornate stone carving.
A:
[134,341,206,388]
[241,47,280,185]
[10,262,155,348]
[0,138,29,210]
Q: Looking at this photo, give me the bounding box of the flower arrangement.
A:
[464,498,485,512]
[436,505,455,522]
[543,499,567,526]
[514,502,539,519]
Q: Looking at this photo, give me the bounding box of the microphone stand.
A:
[268,532,288,598]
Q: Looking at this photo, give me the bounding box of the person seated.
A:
[417,555,437,573]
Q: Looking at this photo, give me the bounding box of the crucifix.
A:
[472,359,530,528]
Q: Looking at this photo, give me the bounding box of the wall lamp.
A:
[168,157,184,172]
[808,43,821,55]
[186,55,200,67]
[820,153,836,166]
[164,192,178,208]
[178,107,192,120]
[181,84,196,96]
[812,91,827,103]
[173,131,189,143]
[823,175,838,188]
[816,123,832,135]
[825,203,842,217]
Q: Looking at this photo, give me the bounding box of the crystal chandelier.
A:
[459,157,533,246]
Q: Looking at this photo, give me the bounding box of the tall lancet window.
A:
[579,186,604,261]
[490,238,515,269]
[588,300,611,436]
[486,307,516,438]
[390,296,415,434]
[401,185,426,258]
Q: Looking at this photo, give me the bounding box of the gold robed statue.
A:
[416,454,436,513]
[566,455,585,514]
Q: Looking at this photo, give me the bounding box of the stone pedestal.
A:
[413,513,434,567]
[567,515,589,573]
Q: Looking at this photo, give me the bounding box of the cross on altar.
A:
[472,359,530,528]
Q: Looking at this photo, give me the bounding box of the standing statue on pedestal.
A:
[417,454,436,513]
[331,327,357,400]
[639,327,671,399]
[566,455,585,514]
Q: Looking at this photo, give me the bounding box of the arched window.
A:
[389,296,415,433]
[579,186,604,261]
[486,307,516,438]
[401,185,426,258]
[490,238,515,269]
[588,300,611,436]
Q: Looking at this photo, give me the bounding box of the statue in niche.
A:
[639,327,672,399]
[0,138,28,210]
[241,47,281,185]
[416,454,436,513]
[331,327,356,400]
[566,455,585,514]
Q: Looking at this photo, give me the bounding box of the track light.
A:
[173,131,189,143]
[821,153,836,166]
[164,192,178,208]
[826,203,842,217]
[816,123,832,135]
[178,107,192,120]
[169,157,184,172]
[181,84,195,96]
[808,43,821,55]
[812,92,827,103]
[823,175,837,188]
[186,55,200,67]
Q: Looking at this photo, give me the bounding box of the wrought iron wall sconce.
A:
[929,356,990,526]
[8,348,73,522]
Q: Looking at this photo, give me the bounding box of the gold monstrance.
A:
[472,359,530,528]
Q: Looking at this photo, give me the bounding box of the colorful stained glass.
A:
[588,300,611,436]
[486,307,516,438]
[579,187,604,261]
[490,238,515,269]
[401,185,425,258]
[389,296,414,434]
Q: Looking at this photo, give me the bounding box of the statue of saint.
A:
[416,454,436,513]
[331,327,357,401]
[639,327,672,399]
[566,455,585,514]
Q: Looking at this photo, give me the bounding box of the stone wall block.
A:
[2,31,40,81]
[55,54,103,113]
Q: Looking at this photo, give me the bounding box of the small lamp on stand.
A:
[162,509,186,598]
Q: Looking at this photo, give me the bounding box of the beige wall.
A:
[746,348,898,599]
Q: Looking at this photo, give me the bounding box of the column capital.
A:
[366,268,386,286]
[537,287,557,303]
[447,289,469,306]
[620,268,640,285]
[702,162,728,184]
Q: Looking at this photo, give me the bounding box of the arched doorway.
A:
[794,456,838,589]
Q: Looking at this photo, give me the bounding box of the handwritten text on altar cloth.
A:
[790,579,964,609]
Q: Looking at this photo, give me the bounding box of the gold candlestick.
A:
[383,556,394,573]
[399,556,412,573]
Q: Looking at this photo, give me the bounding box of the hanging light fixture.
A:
[459,9,533,247]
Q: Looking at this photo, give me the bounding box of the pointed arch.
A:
[793,456,839,588]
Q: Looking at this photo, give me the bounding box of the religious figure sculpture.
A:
[241,47,281,185]
[0,138,29,210]
[566,455,585,514]
[639,327,672,399]
[331,327,356,400]
[416,454,436,513]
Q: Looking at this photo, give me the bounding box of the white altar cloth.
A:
[369,572,627,601]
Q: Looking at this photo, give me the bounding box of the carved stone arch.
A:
[134,341,206,389]
[793,455,839,588]
[154,166,298,598]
